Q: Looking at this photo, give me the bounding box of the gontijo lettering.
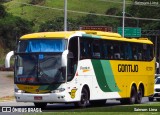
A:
[118,64,138,72]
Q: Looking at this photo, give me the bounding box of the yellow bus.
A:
[5,30,155,108]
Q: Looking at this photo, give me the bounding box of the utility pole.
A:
[64,0,67,31]
[122,0,125,37]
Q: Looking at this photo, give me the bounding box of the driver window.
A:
[67,37,79,81]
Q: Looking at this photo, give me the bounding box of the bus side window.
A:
[80,42,85,59]
[132,44,138,60]
[102,41,108,59]
[148,45,154,60]
[119,43,125,59]
[80,38,91,59]
[124,43,132,60]
[143,44,153,61]
[91,40,101,59]
[107,45,114,59]
[80,42,88,59]
[137,44,143,60]
[113,42,121,59]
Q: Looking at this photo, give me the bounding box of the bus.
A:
[5,30,155,108]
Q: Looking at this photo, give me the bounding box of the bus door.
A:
[67,37,79,81]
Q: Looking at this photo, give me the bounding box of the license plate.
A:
[34,96,42,100]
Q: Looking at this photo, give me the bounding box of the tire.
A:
[128,86,137,104]
[148,97,154,102]
[34,102,47,109]
[121,86,137,105]
[75,88,89,108]
[135,87,143,104]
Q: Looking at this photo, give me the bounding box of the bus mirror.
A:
[68,52,74,58]
[62,50,68,67]
[5,51,14,68]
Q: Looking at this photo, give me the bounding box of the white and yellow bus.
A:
[5,30,155,108]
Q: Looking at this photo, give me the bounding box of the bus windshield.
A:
[15,53,65,84]
[15,39,67,84]
[17,39,66,53]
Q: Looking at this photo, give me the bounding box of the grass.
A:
[3,0,129,29]
[24,113,160,115]
[3,0,134,31]
[21,102,160,115]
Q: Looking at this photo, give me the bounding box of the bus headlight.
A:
[15,89,25,93]
[51,88,65,93]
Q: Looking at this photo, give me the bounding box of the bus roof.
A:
[20,31,76,39]
[20,30,153,44]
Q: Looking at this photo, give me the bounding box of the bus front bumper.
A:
[15,92,74,103]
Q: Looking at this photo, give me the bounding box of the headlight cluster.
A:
[51,88,65,93]
[15,89,25,93]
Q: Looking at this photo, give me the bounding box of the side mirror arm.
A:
[5,51,14,68]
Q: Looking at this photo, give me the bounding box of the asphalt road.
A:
[0,97,152,108]
[0,71,14,98]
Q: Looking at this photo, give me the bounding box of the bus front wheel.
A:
[34,102,47,109]
[75,88,89,108]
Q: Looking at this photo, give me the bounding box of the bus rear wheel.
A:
[120,86,137,105]
[135,87,143,104]
[128,86,137,104]
[34,102,47,109]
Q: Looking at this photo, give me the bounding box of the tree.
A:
[0,14,33,49]
[39,17,78,32]
[0,5,6,18]
[125,0,160,30]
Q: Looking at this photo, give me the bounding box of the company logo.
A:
[118,64,138,72]
[80,66,90,72]
[69,89,77,99]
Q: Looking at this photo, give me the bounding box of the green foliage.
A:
[0,5,6,18]
[29,0,46,5]
[4,0,122,30]
[39,14,120,32]
[0,13,33,50]
[39,17,65,32]
[106,8,119,15]
[126,0,160,29]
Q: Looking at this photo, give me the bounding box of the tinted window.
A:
[80,37,154,61]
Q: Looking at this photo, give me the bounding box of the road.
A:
[0,97,153,108]
[0,71,14,98]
